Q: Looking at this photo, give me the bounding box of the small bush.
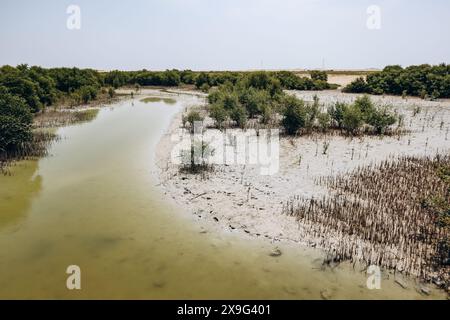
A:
[200,83,210,93]
[328,102,347,129]
[261,104,274,125]
[186,110,204,132]
[239,88,270,118]
[354,95,376,120]
[310,70,328,82]
[230,105,248,128]
[281,96,307,135]
[108,87,115,98]
[209,103,228,129]
[342,77,371,93]
[317,112,331,132]
[342,104,363,135]
[367,108,397,134]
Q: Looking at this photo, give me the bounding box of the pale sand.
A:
[156,89,450,245]
[153,88,449,294]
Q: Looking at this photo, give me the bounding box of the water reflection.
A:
[140,96,177,105]
[0,161,42,230]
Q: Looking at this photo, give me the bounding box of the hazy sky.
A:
[1,0,449,70]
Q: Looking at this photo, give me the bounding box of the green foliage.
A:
[342,77,371,93]
[180,70,196,85]
[230,105,248,128]
[260,104,273,125]
[437,164,450,185]
[133,69,181,87]
[305,95,320,128]
[328,102,347,129]
[108,87,115,98]
[186,110,204,132]
[344,64,450,98]
[0,87,33,124]
[209,103,228,128]
[78,85,98,104]
[207,73,281,127]
[194,70,333,92]
[104,70,130,89]
[281,95,307,135]
[208,89,223,105]
[310,70,328,82]
[342,104,363,135]
[222,92,240,111]
[423,164,450,264]
[353,95,397,134]
[274,71,303,89]
[311,80,330,91]
[354,95,376,121]
[200,83,210,93]
[49,67,100,93]
[0,66,335,116]
[274,71,332,90]
[244,72,282,96]
[328,96,397,135]
[205,74,396,136]
[317,112,331,132]
[163,70,181,86]
[195,72,211,89]
[72,109,100,123]
[0,66,43,112]
[366,107,397,134]
[239,88,270,118]
[0,115,32,152]
[0,87,32,151]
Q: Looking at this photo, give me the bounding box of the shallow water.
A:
[0,96,445,299]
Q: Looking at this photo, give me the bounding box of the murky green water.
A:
[0,96,445,299]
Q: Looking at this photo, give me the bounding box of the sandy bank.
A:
[155,89,450,292]
[157,90,449,239]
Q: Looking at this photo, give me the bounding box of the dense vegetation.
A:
[200,72,397,136]
[0,65,105,159]
[0,65,106,112]
[206,71,284,127]
[103,69,337,92]
[0,84,55,168]
[0,86,32,152]
[344,64,450,99]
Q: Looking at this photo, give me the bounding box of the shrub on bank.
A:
[0,87,32,152]
[281,95,307,135]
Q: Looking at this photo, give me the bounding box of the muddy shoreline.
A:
[154,89,450,294]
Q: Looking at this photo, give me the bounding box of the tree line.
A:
[103,69,336,92]
[344,64,450,99]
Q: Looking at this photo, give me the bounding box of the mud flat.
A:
[156,89,450,295]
